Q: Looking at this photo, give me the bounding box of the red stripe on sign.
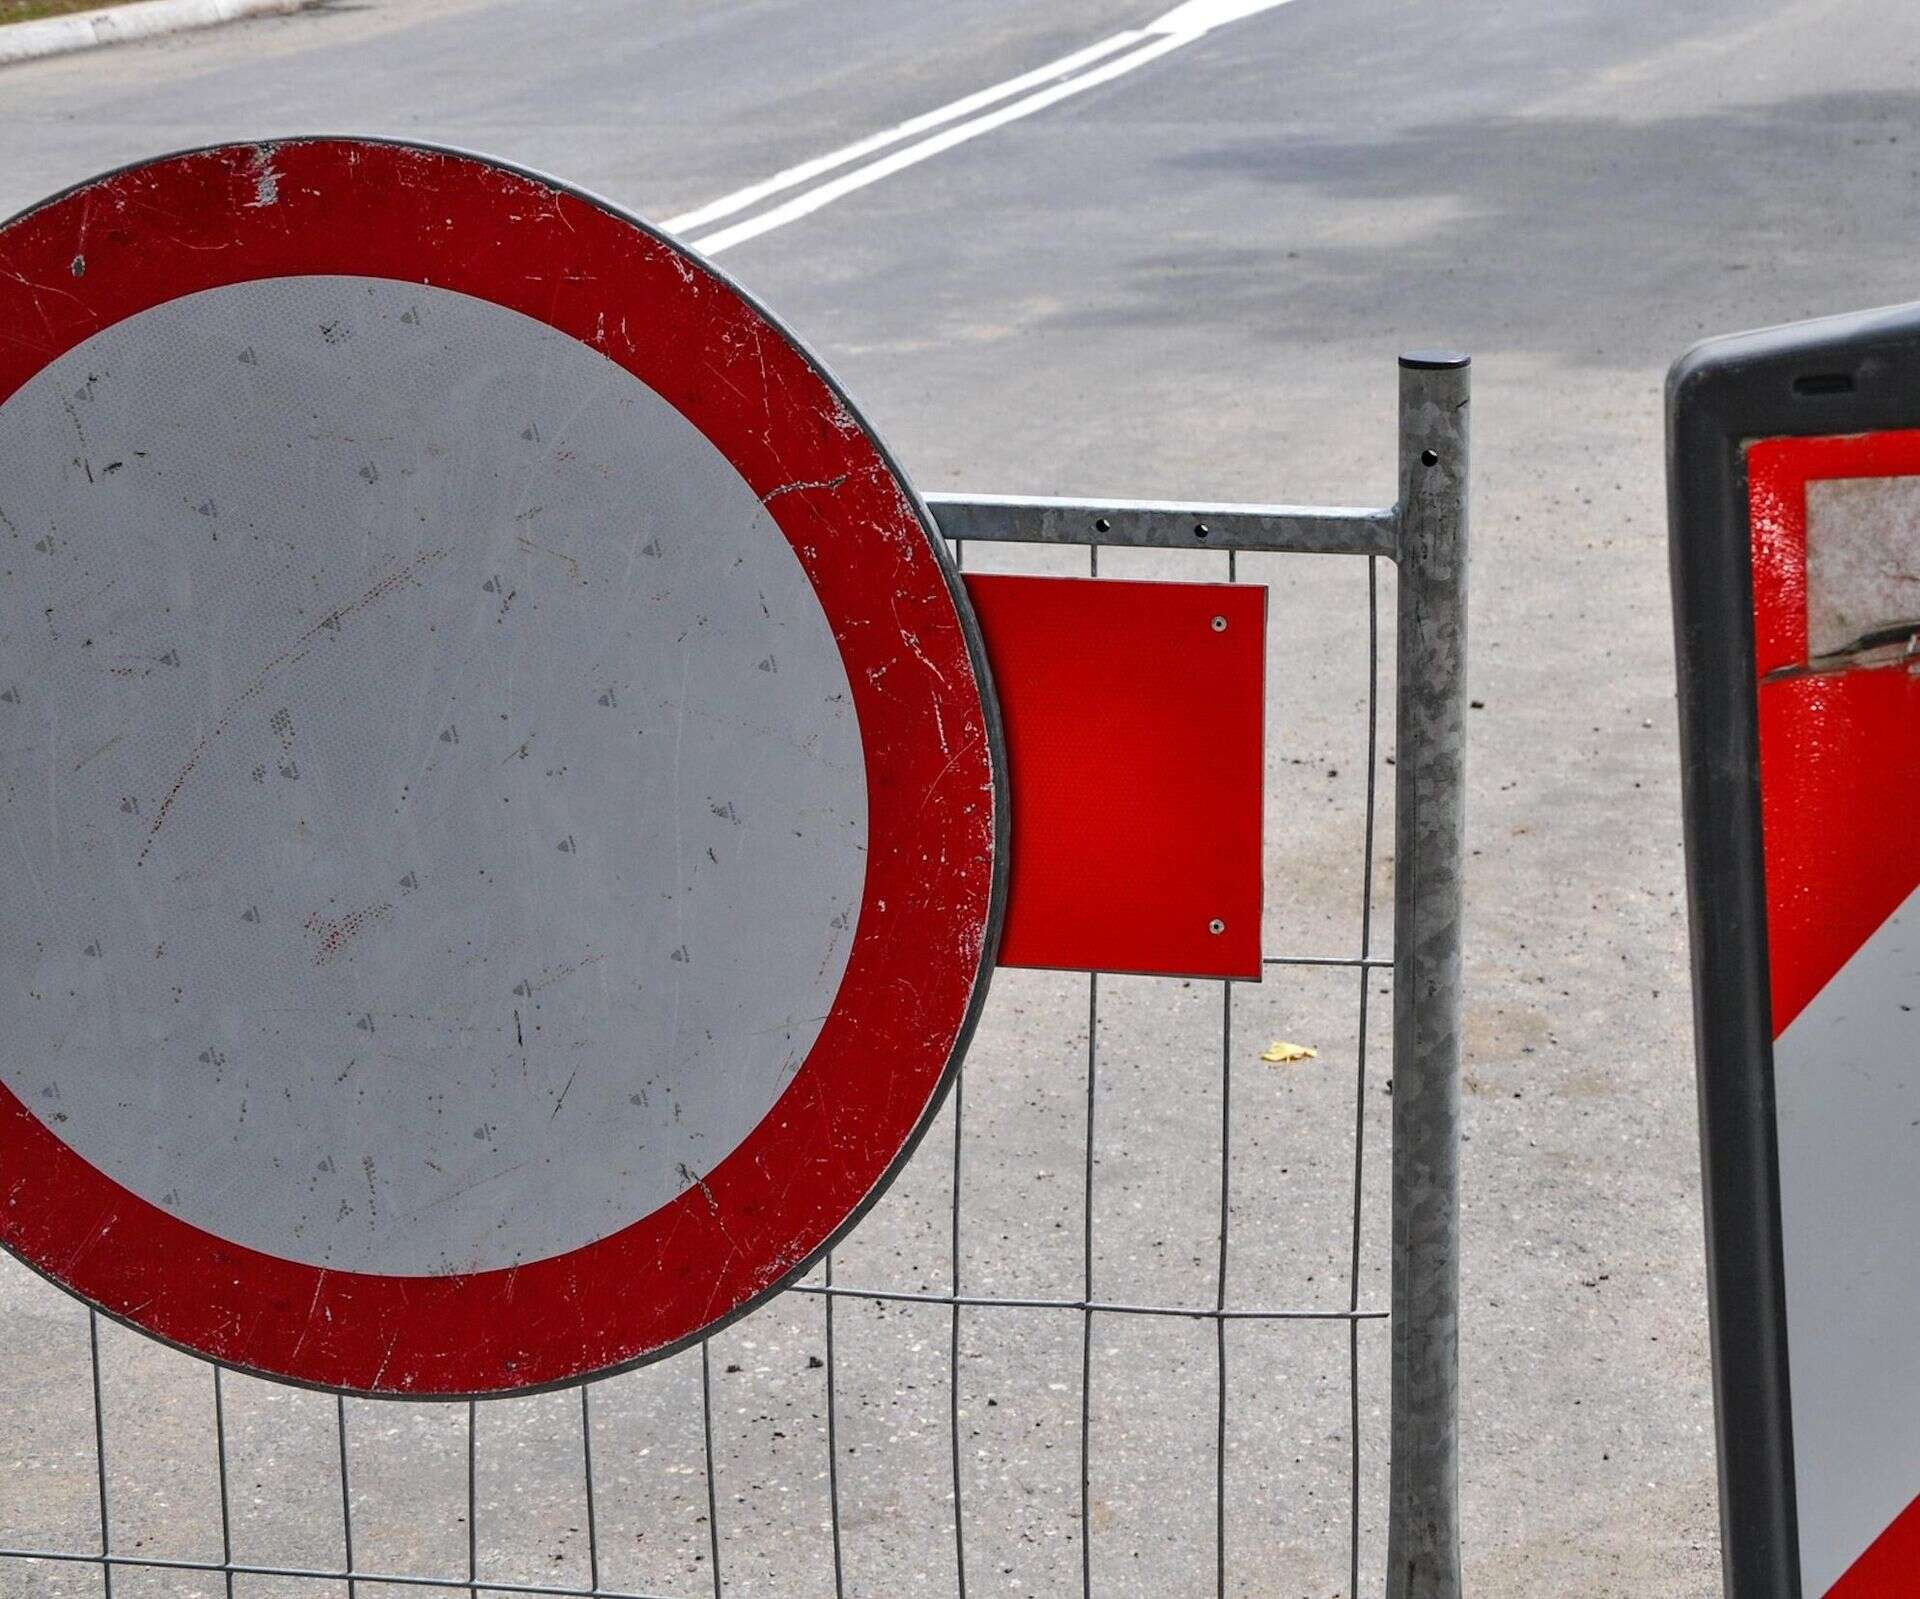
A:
[1827,1491,1920,1597]
[964,574,1265,980]
[1748,435,1920,1033]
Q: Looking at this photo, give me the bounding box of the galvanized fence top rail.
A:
[1,353,1467,1599]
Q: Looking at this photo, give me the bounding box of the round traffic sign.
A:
[0,140,1003,1395]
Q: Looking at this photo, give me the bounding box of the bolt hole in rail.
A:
[0,23,1465,1599]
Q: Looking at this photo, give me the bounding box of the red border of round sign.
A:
[0,139,1003,1396]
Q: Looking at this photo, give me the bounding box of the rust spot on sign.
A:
[306,903,393,966]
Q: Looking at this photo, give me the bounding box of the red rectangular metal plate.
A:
[964,573,1265,979]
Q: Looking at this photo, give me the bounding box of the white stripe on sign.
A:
[1773,883,1920,1596]
[671,0,1302,255]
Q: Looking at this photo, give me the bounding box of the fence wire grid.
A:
[1,359,1465,1599]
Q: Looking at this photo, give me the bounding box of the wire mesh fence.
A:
[0,361,1463,1599]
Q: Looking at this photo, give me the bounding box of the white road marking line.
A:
[1149,0,1299,31]
[661,31,1146,237]
[687,30,1191,254]
[675,0,1300,256]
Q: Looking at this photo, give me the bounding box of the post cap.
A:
[1400,350,1471,370]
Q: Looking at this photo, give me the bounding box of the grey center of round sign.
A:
[0,275,868,1275]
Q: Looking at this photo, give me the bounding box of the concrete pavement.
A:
[6,0,1920,1591]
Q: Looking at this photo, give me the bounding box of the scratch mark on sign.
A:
[59,391,92,482]
[139,550,447,863]
[761,473,848,504]
[514,534,582,583]
[71,731,123,772]
[289,1269,330,1362]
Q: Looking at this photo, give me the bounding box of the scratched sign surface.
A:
[0,141,1002,1396]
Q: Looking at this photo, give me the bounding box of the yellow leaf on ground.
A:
[1260,1040,1318,1064]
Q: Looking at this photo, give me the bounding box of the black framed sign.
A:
[1669,305,1920,1598]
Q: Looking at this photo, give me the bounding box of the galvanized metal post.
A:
[1386,351,1469,1599]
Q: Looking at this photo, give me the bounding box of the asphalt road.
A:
[5,0,1920,1594]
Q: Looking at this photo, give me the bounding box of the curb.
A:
[0,0,311,66]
